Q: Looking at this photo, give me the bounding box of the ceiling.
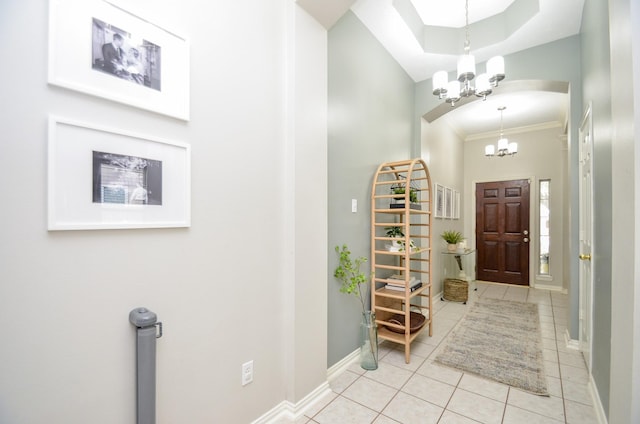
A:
[298,0,585,137]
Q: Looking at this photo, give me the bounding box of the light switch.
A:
[351,199,357,213]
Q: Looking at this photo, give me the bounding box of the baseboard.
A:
[251,381,332,424]
[327,348,359,382]
[588,374,608,424]
[564,328,581,351]
[532,283,566,293]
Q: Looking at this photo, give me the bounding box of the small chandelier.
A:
[485,106,517,157]
[432,0,505,107]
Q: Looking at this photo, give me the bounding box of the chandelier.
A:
[432,0,505,107]
[485,106,517,157]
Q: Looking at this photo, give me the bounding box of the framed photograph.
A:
[445,187,453,219]
[48,0,190,120]
[434,184,444,218]
[48,116,191,230]
[454,190,460,219]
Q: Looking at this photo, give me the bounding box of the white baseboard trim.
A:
[564,328,581,350]
[327,348,359,382]
[589,374,608,424]
[251,381,332,424]
[532,283,566,293]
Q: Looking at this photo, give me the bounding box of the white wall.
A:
[420,117,465,295]
[462,125,567,291]
[608,0,640,421]
[0,0,328,422]
[284,2,329,403]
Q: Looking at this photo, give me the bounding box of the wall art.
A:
[48,0,190,120]
[48,116,191,230]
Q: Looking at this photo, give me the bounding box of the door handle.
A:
[523,230,529,236]
[579,254,591,261]
[523,237,529,243]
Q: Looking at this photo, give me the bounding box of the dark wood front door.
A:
[476,179,530,285]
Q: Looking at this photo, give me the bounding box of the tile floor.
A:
[276,282,599,424]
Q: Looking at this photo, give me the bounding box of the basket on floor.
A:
[443,278,468,302]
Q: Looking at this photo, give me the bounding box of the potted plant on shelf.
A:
[441,230,463,252]
[334,244,378,370]
[390,184,420,209]
[385,226,404,251]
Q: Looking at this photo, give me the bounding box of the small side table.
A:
[441,249,476,304]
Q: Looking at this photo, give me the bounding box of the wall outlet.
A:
[241,360,253,386]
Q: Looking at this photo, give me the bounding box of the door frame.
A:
[469,175,536,286]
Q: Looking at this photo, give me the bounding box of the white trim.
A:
[564,328,581,351]
[327,348,359,382]
[588,374,608,424]
[533,283,566,293]
[251,381,332,424]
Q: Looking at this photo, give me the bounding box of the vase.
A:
[360,311,378,370]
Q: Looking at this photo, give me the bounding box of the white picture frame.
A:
[48,116,191,230]
[454,190,460,219]
[445,187,453,219]
[48,0,190,120]
[435,184,444,218]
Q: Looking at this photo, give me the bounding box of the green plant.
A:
[441,230,463,244]
[385,226,404,238]
[392,186,418,203]
[334,245,370,313]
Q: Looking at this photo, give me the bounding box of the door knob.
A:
[579,254,591,261]
[523,230,529,235]
[523,237,529,243]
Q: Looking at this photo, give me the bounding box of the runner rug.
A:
[435,297,549,395]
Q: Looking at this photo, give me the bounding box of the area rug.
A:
[434,297,549,395]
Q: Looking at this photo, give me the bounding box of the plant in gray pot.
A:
[334,244,378,370]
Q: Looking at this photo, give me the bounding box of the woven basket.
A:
[443,278,468,302]
[386,311,426,334]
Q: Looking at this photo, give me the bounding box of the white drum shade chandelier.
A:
[432,0,505,107]
[485,106,517,157]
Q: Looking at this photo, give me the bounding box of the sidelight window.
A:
[539,180,550,275]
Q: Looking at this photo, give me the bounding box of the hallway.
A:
[282,283,598,423]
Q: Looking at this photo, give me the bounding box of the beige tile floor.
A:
[277,282,599,424]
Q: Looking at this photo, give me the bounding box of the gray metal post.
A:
[129,308,162,424]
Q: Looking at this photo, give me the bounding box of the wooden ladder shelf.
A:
[370,158,433,363]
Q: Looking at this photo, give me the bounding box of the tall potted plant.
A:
[334,245,378,370]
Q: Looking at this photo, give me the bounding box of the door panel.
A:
[579,105,594,370]
[476,179,530,285]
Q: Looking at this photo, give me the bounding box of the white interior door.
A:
[578,104,594,371]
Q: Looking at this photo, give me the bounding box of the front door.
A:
[476,179,530,285]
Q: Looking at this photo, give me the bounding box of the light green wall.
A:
[580,0,613,415]
[328,11,415,367]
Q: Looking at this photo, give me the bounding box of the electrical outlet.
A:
[242,360,253,386]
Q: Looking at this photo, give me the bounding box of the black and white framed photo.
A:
[454,190,460,219]
[445,187,453,219]
[48,116,191,230]
[48,0,189,120]
[434,184,444,218]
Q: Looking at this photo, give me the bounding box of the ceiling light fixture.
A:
[485,106,517,157]
[432,0,505,107]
